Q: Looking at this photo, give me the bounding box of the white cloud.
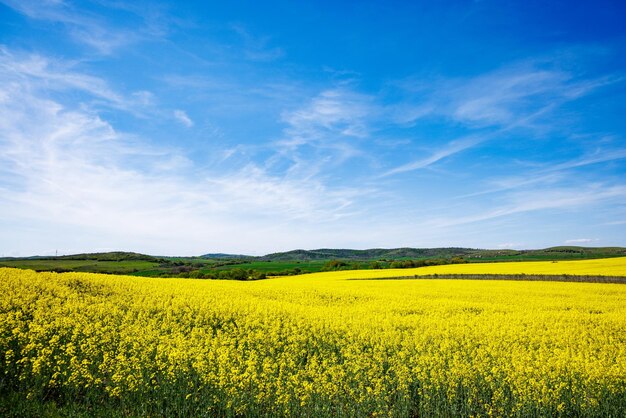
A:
[564,238,598,244]
[1,41,623,255]
[426,186,626,228]
[0,48,155,115]
[0,0,143,54]
[0,48,372,255]
[450,67,571,126]
[0,47,118,100]
[267,88,377,180]
[497,243,523,249]
[173,109,193,127]
[381,61,621,178]
[231,24,285,62]
[282,88,374,139]
[388,103,434,126]
[396,60,620,131]
[381,135,485,177]
[460,147,626,199]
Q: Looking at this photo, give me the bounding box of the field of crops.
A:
[1,258,626,416]
[0,259,160,274]
[291,256,626,281]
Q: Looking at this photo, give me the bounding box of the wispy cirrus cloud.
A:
[0,47,119,99]
[230,23,285,62]
[380,135,483,177]
[266,88,378,179]
[0,47,372,255]
[282,88,375,139]
[426,185,626,228]
[0,0,167,54]
[0,47,155,114]
[395,60,619,128]
[449,67,571,126]
[382,60,623,177]
[2,1,624,256]
[461,146,626,199]
[173,109,193,127]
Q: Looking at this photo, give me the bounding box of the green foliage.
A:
[259,246,626,262]
[56,251,160,262]
[322,259,349,271]
[1,246,624,281]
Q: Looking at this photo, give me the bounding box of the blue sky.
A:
[1,0,625,256]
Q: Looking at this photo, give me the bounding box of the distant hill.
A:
[201,253,254,259]
[0,246,626,262]
[1,247,625,279]
[259,247,476,261]
[3,247,625,264]
[542,246,626,254]
[56,252,160,261]
[480,246,626,259]
[257,246,626,261]
[0,251,160,262]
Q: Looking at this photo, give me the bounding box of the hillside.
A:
[1,247,625,278]
[257,247,474,261]
[0,251,159,262]
[257,246,626,261]
[201,253,255,259]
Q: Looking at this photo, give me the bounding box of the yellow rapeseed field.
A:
[1,259,626,417]
[290,256,626,281]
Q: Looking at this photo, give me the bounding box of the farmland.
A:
[1,246,624,279]
[2,257,626,416]
[292,256,626,281]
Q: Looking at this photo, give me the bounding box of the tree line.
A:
[321,257,468,271]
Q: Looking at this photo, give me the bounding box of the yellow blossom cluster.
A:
[1,260,625,416]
